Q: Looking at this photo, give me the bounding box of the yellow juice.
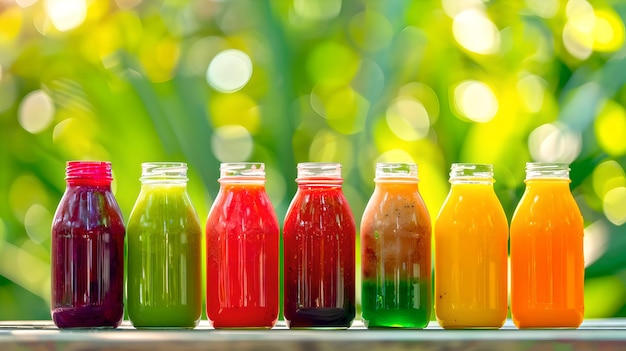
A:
[434,164,508,329]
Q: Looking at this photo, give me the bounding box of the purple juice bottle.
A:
[50,161,125,328]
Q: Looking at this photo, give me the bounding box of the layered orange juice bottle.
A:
[360,162,432,328]
[510,162,584,328]
[435,163,508,329]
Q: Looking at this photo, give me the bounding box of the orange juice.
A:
[435,163,508,329]
[510,162,584,328]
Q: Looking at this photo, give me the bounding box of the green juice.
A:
[127,183,202,328]
[361,280,431,328]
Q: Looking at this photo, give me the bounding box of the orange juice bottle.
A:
[435,163,508,329]
[510,162,584,328]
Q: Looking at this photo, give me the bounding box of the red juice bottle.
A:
[50,161,125,328]
[283,162,356,329]
[206,163,279,328]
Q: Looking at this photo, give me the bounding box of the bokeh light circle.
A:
[592,9,625,52]
[442,0,485,18]
[18,90,55,134]
[562,0,595,59]
[563,22,593,60]
[206,49,253,93]
[24,204,52,244]
[211,125,253,162]
[16,0,38,7]
[45,0,87,32]
[517,74,546,113]
[293,0,341,21]
[349,11,393,52]
[385,98,430,141]
[603,187,626,226]
[528,123,581,163]
[453,80,498,123]
[375,149,415,164]
[592,160,626,200]
[452,9,501,55]
[309,129,352,163]
[595,100,626,156]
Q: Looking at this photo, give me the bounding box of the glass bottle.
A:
[283,162,356,329]
[126,162,202,328]
[51,161,125,328]
[434,163,508,329]
[510,162,584,328]
[360,163,432,328]
[206,163,279,328]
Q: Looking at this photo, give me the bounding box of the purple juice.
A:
[50,161,125,328]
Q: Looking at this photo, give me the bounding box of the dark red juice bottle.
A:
[283,162,356,329]
[51,161,125,328]
[206,163,279,328]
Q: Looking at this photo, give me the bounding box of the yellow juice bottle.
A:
[510,162,584,328]
[435,163,508,329]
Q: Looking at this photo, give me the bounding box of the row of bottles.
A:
[433,163,584,329]
[50,160,584,329]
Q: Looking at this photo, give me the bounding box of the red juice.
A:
[283,163,356,329]
[206,163,279,328]
[51,161,125,328]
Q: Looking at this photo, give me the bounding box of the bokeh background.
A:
[1,0,625,320]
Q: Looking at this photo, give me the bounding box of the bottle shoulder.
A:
[443,183,503,206]
[511,183,582,227]
[516,182,578,207]
[363,185,429,215]
[437,184,507,224]
[207,184,278,228]
[53,186,125,234]
[284,187,355,230]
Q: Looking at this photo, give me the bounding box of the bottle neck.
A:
[449,163,494,185]
[524,162,571,182]
[65,161,113,187]
[296,162,343,187]
[374,162,419,184]
[140,162,188,185]
[219,162,266,185]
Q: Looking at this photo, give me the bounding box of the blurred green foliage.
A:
[0,0,626,320]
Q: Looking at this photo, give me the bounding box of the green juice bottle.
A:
[360,163,432,328]
[127,162,202,328]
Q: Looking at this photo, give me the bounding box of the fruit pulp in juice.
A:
[283,185,356,328]
[127,184,202,328]
[51,183,125,328]
[510,180,584,328]
[435,183,508,329]
[206,184,279,328]
[360,181,431,328]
